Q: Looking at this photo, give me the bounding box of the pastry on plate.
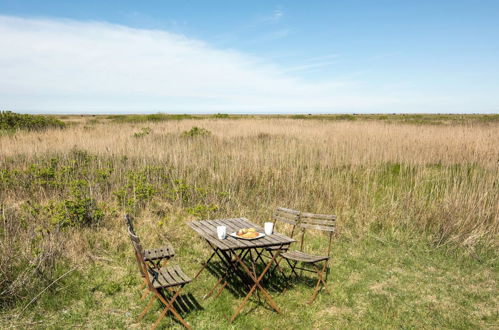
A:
[236,228,259,238]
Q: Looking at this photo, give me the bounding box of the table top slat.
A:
[188,218,295,251]
[187,221,233,250]
[194,220,237,250]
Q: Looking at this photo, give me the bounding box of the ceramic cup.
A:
[217,225,227,239]
[264,222,274,235]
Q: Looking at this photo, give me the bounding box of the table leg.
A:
[255,245,290,281]
[193,250,216,280]
[229,246,283,323]
[204,248,250,299]
[219,248,254,290]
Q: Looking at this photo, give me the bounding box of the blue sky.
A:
[0,0,498,113]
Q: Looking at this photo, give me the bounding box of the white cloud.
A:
[284,55,340,74]
[272,9,284,21]
[0,15,456,114]
[259,8,284,24]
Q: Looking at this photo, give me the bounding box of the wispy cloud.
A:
[259,8,284,23]
[284,55,340,73]
[0,15,429,114]
[271,8,284,21]
[243,28,293,44]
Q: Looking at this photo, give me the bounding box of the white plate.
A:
[229,232,266,240]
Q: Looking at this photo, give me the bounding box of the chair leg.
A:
[255,250,267,265]
[154,286,192,330]
[322,270,330,294]
[141,287,150,301]
[138,296,156,321]
[140,279,150,301]
[151,306,169,330]
[194,251,216,280]
[308,262,328,304]
[319,262,329,293]
[285,259,299,278]
[263,249,288,282]
[215,280,229,299]
[267,256,286,280]
[203,276,224,300]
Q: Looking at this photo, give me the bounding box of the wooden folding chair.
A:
[270,207,301,241]
[125,214,177,301]
[280,211,336,304]
[260,207,300,276]
[128,228,192,330]
[124,214,175,268]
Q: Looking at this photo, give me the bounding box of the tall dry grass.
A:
[1,118,498,306]
[2,119,498,167]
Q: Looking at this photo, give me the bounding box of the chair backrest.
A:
[124,214,136,235]
[298,211,336,257]
[273,207,301,238]
[128,228,156,290]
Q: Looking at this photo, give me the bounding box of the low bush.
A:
[108,113,193,123]
[47,180,104,228]
[133,127,152,138]
[213,113,229,119]
[181,126,211,137]
[0,111,66,131]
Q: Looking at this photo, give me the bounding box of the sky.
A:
[0,1,498,114]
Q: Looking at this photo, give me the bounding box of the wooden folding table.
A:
[187,218,295,322]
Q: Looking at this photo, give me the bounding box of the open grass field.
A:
[1,114,498,329]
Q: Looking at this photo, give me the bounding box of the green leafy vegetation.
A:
[286,113,499,124]
[47,179,104,228]
[108,113,193,123]
[52,113,499,126]
[181,126,211,137]
[213,113,230,119]
[0,111,65,131]
[132,127,152,138]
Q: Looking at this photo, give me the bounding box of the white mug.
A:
[264,222,274,235]
[216,226,227,239]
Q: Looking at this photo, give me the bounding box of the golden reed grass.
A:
[2,119,498,167]
[1,118,497,249]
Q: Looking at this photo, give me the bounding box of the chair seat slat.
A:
[144,244,176,261]
[281,250,329,263]
[166,266,182,283]
[174,265,192,282]
[148,265,192,288]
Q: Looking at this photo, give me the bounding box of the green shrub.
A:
[187,204,219,218]
[109,113,193,123]
[290,114,309,119]
[48,180,103,228]
[113,170,157,212]
[133,127,152,138]
[213,113,229,119]
[181,126,211,137]
[332,114,357,121]
[0,111,65,131]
